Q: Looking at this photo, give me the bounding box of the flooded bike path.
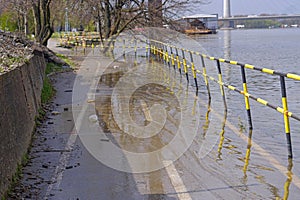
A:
[44,42,300,199]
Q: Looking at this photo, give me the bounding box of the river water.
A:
[192,28,300,199]
[192,29,300,152]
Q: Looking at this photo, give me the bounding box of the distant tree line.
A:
[0,0,204,46]
[236,20,281,29]
[236,19,300,28]
[234,19,300,29]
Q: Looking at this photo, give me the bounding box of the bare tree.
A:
[70,0,204,40]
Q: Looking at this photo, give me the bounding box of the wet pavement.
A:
[7,37,300,200]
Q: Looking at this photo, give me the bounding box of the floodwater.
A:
[192,28,300,199]
[92,28,300,199]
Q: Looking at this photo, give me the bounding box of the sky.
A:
[197,0,300,16]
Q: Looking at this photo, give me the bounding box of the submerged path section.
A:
[42,46,263,199]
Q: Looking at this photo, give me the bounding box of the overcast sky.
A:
[197,0,300,16]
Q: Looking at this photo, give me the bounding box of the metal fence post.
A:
[176,48,182,74]
[182,49,189,82]
[216,60,227,110]
[189,51,198,91]
[240,65,253,130]
[280,76,293,159]
[200,55,211,102]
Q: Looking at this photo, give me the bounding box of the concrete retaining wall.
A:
[0,49,46,197]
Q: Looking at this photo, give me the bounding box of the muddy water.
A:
[93,29,300,199]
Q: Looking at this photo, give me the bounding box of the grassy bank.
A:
[42,53,75,104]
[41,63,57,104]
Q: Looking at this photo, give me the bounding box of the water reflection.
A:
[217,109,227,160]
[283,158,293,200]
[240,128,295,199]
[243,129,253,178]
[223,30,231,59]
[222,30,233,84]
[95,53,199,156]
[97,79,180,153]
[201,101,211,139]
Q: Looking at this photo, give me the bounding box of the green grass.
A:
[45,62,63,74]
[56,53,76,67]
[42,53,76,104]
[41,63,60,104]
[41,76,55,104]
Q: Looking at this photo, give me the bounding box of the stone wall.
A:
[0,50,46,197]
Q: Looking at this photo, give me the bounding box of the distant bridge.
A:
[219,14,300,22]
[221,0,300,27]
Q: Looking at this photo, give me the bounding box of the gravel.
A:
[0,31,34,75]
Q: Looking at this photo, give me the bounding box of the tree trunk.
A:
[32,1,41,40]
[31,0,53,46]
[104,0,111,39]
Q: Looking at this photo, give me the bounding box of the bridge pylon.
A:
[223,0,231,18]
[223,0,234,28]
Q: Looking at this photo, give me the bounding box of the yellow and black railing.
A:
[148,39,299,159]
[59,33,299,159]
